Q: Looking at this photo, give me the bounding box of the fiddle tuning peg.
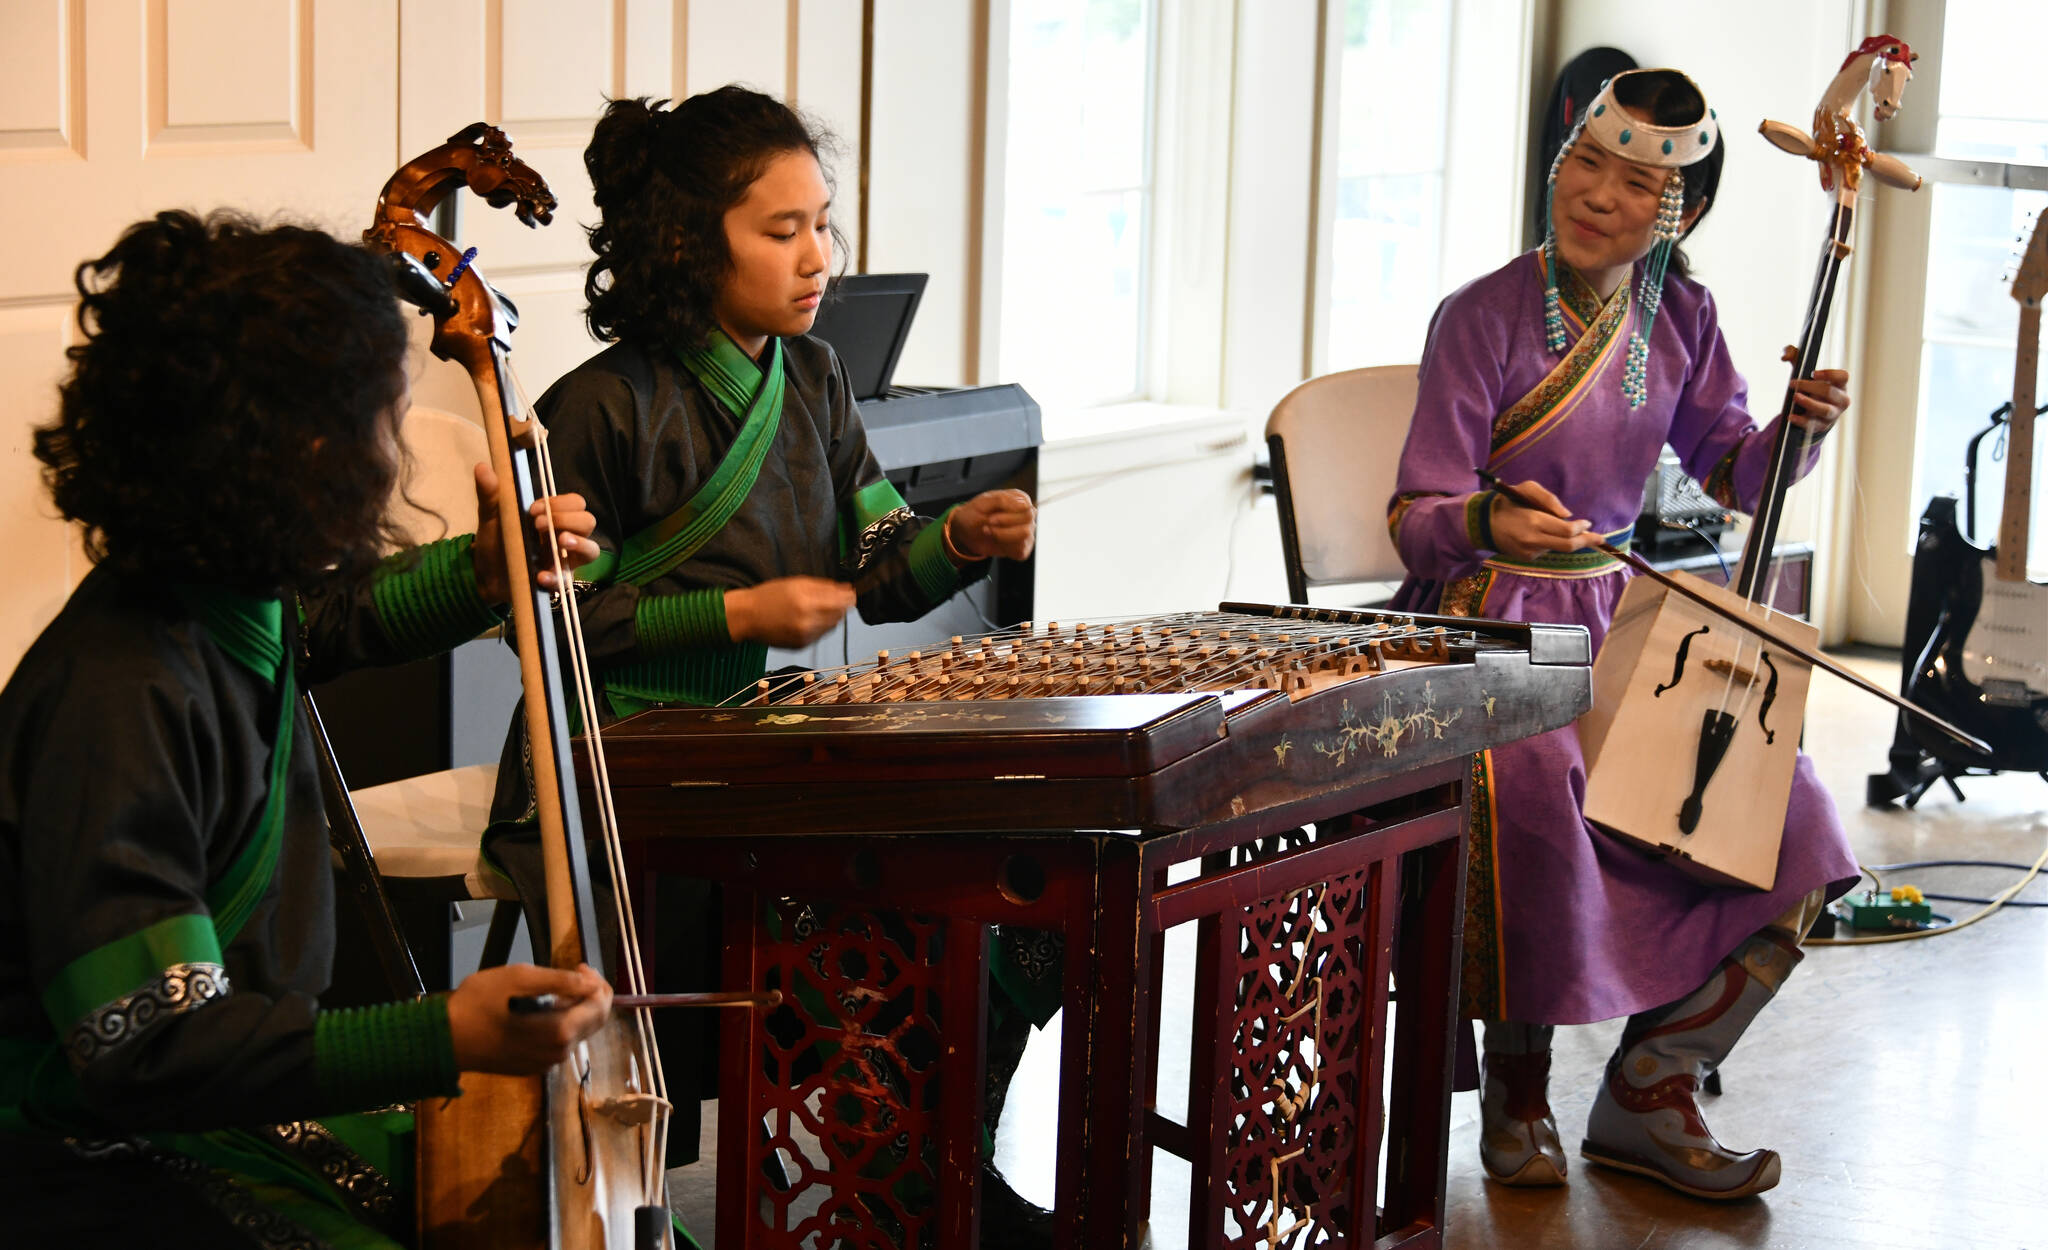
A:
[445,245,480,287]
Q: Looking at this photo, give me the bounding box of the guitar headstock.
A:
[2014,212,2048,306]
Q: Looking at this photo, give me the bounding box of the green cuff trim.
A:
[849,477,911,531]
[603,643,770,714]
[1483,529,1633,574]
[633,589,732,654]
[314,997,460,1110]
[1465,491,1498,553]
[907,507,969,604]
[42,914,222,1034]
[369,535,501,658]
[1702,447,1741,510]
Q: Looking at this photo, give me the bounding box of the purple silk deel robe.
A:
[1387,251,1857,1025]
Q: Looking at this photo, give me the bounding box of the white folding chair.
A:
[1265,365,1421,604]
[340,407,521,981]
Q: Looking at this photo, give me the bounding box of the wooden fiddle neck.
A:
[1994,298,2039,582]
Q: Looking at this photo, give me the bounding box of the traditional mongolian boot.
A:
[1479,1021,1568,1186]
[1581,928,1802,1199]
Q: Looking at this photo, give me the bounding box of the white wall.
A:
[866,0,986,387]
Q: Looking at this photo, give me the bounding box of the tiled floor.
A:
[671,650,2048,1248]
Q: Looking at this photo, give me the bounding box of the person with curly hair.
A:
[0,209,610,1248]
[482,85,1048,1244]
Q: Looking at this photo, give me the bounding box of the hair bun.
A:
[586,97,668,207]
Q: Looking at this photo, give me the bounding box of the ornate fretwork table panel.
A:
[597,606,1591,1248]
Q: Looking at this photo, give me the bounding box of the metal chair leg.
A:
[480,899,524,969]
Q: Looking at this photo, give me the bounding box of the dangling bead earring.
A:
[1623,169,1685,410]
[1541,120,1586,357]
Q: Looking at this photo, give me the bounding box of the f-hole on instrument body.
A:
[1579,37,1924,888]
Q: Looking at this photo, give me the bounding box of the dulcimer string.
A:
[746,612,1463,705]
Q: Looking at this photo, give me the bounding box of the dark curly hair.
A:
[35,210,411,591]
[583,86,845,350]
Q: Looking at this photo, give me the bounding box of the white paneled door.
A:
[0,0,399,674]
[396,0,864,424]
[0,0,866,678]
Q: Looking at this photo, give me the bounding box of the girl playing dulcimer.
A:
[483,85,1050,1241]
[1385,69,1858,1200]
[0,211,610,1247]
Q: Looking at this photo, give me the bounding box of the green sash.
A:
[177,586,296,947]
[579,331,786,588]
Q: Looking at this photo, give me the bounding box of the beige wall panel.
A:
[868,0,976,386]
[423,0,616,275]
[622,0,684,99]
[1221,0,1319,415]
[0,0,397,301]
[793,0,865,267]
[1150,0,1235,407]
[497,0,615,131]
[0,1,84,157]
[1846,0,1943,648]
[150,0,307,148]
[1441,0,1532,295]
[401,0,648,424]
[686,0,789,96]
[0,303,84,671]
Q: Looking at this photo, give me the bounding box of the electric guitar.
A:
[1899,212,2048,772]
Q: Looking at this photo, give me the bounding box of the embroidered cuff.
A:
[314,997,460,1110]
[634,588,733,654]
[1465,491,1499,553]
[851,506,917,573]
[369,535,501,658]
[1386,492,1434,546]
[44,914,228,1071]
[1701,447,1741,511]
[907,507,970,603]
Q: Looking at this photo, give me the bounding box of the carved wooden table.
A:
[599,606,1591,1248]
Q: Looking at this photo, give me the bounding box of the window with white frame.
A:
[1317,0,1529,371]
[1908,0,2048,573]
[998,0,1157,410]
[1323,0,1454,370]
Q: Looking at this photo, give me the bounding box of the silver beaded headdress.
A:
[1541,69,1719,408]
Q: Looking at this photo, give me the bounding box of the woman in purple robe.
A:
[1386,69,1858,1200]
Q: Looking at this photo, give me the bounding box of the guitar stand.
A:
[1867,749,1971,809]
[1868,743,2048,810]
